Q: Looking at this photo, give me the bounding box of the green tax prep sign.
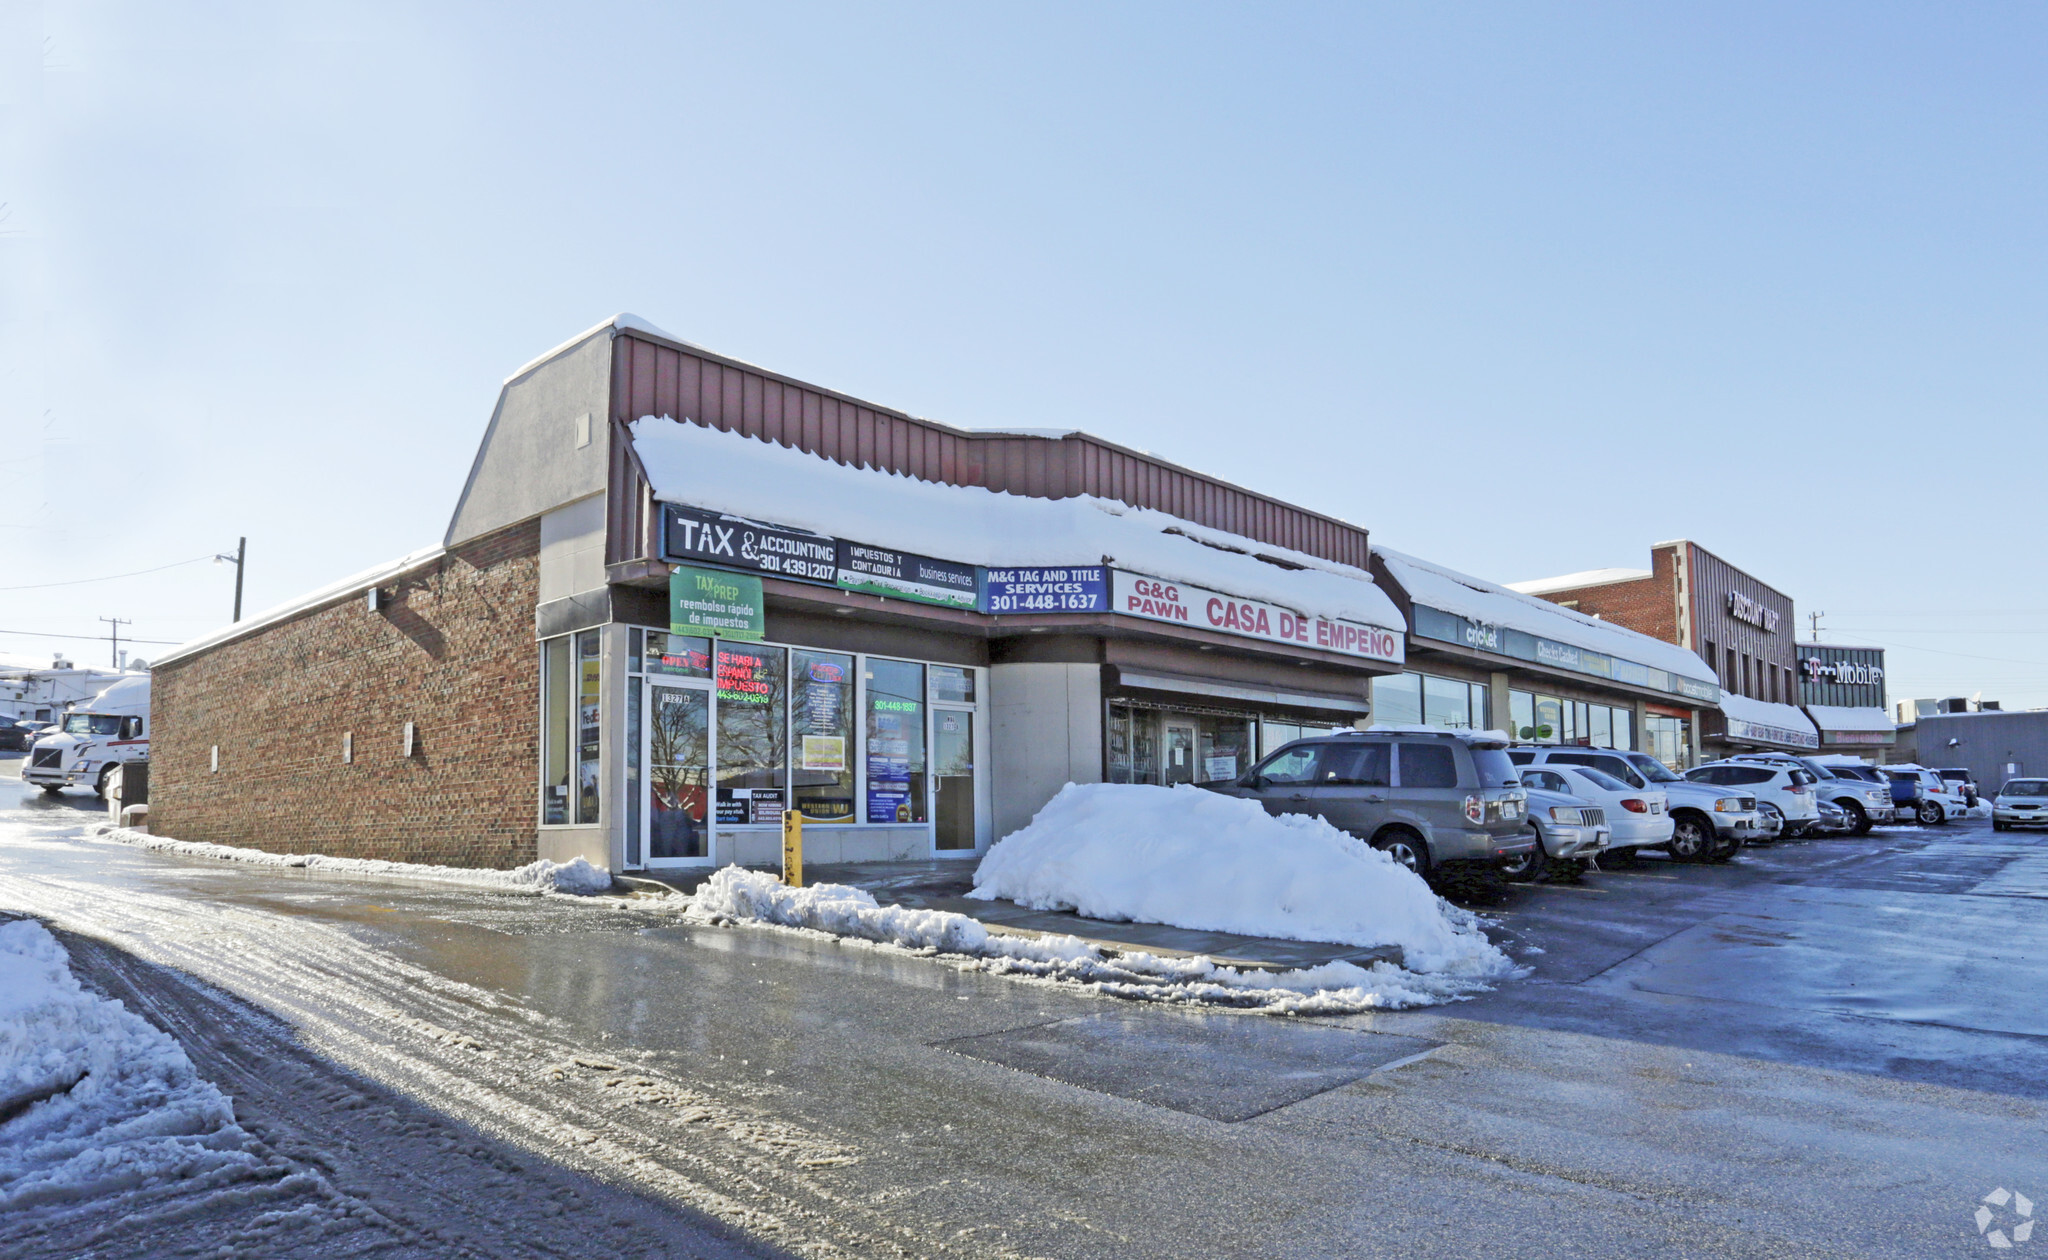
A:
[670,565,765,641]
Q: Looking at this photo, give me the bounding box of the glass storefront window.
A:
[576,631,602,825]
[715,644,787,825]
[931,666,975,703]
[1534,695,1563,743]
[1198,715,1252,782]
[1646,714,1689,770]
[791,650,855,823]
[865,658,927,824]
[1107,704,1135,784]
[1510,690,1535,742]
[1613,708,1634,751]
[542,636,572,824]
[1423,675,1471,730]
[1373,672,1423,725]
[648,632,712,678]
[1589,705,1612,749]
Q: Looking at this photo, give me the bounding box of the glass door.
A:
[933,706,976,852]
[646,680,713,866]
[1163,720,1197,786]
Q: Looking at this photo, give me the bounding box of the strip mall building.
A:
[149,317,1425,873]
[148,319,1767,874]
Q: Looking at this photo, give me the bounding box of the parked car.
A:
[1506,746,1759,862]
[1993,778,2048,831]
[1730,752,1896,834]
[1685,760,1821,838]
[1882,765,1969,826]
[1206,728,1535,878]
[1934,767,1980,806]
[1515,760,1671,863]
[0,718,36,752]
[1504,770,1610,881]
[1812,797,1855,836]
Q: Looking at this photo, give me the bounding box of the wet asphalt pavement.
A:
[3,767,2045,1259]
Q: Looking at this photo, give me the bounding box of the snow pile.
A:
[0,919,262,1214]
[970,783,1511,976]
[631,417,1404,633]
[688,853,1514,1013]
[86,825,615,896]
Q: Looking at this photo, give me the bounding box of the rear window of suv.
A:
[1396,742,1459,789]
[1469,747,1521,788]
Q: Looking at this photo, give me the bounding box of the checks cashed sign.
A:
[1111,572,1403,664]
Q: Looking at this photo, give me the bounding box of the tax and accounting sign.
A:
[1110,571,1403,663]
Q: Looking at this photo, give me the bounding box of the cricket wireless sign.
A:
[1112,573,1404,664]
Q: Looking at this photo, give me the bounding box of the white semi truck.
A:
[22,674,150,798]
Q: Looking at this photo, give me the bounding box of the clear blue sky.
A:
[5,2,2043,706]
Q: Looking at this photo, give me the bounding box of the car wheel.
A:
[1993,820,2008,832]
[1372,828,1431,877]
[1602,845,1641,867]
[1667,814,1713,863]
[1839,800,1870,836]
[1501,828,1545,883]
[1916,799,1942,826]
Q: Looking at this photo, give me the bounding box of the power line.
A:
[0,628,184,645]
[0,555,213,592]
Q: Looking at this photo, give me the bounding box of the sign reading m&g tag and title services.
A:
[670,565,765,641]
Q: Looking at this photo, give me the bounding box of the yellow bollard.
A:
[781,809,803,888]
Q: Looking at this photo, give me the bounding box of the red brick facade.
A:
[149,522,542,866]
[1530,544,1685,647]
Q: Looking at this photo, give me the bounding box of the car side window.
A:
[1321,743,1389,787]
[1395,742,1459,790]
[1507,750,1534,765]
[1737,768,1775,785]
[1528,769,1564,792]
[1253,744,1322,785]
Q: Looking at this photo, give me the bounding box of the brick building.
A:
[150,316,1409,873]
[1509,541,1816,761]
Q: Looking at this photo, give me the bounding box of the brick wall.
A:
[1527,545,1683,646]
[150,522,542,866]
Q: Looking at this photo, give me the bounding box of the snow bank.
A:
[969,783,1511,976]
[687,867,1507,1013]
[0,919,262,1213]
[86,824,615,896]
[630,417,1404,633]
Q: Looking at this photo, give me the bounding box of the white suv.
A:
[1685,760,1821,837]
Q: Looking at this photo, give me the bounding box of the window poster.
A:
[867,711,914,823]
[801,735,846,771]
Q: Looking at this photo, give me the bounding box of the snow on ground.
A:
[85,823,615,895]
[690,865,1514,1014]
[970,783,1513,976]
[0,918,263,1217]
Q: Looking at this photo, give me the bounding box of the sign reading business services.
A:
[835,542,979,610]
[670,565,765,641]
[1110,571,1403,663]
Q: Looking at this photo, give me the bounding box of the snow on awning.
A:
[630,418,1406,649]
[1717,692,1820,749]
[1805,705,1894,734]
[1372,546,1720,699]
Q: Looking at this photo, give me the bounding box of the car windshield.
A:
[63,713,123,736]
[2002,780,2048,797]
[1624,753,1682,783]
[1568,766,1633,793]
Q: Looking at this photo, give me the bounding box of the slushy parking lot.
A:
[3,769,2044,1259]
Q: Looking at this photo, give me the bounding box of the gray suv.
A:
[1204,729,1535,877]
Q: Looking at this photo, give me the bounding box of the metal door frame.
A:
[643,676,717,869]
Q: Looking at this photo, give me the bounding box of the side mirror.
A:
[1245,774,1267,791]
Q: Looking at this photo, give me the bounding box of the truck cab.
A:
[23,675,150,798]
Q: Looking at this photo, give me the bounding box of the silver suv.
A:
[1730,752,1896,833]
[1507,747,1761,863]
[1205,729,1535,878]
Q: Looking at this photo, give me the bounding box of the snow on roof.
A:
[631,417,1404,632]
[153,545,446,668]
[1718,692,1818,736]
[503,313,683,383]
[1504,568,1654,596]
[1805,705,1895,733]
[1372,546,1715,683]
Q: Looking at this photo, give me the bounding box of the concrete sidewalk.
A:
[619,860,1404,972]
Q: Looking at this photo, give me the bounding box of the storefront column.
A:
[601,621,632,873]
[1633,699,1650,756]
[1489,671,1513,733]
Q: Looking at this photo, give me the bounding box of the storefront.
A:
[1368,547,1721,769]
[1796,644,1894,754]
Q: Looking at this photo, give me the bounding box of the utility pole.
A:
[215,537,247,621]
[100,617,131,669]
[1808,610,1824,642]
